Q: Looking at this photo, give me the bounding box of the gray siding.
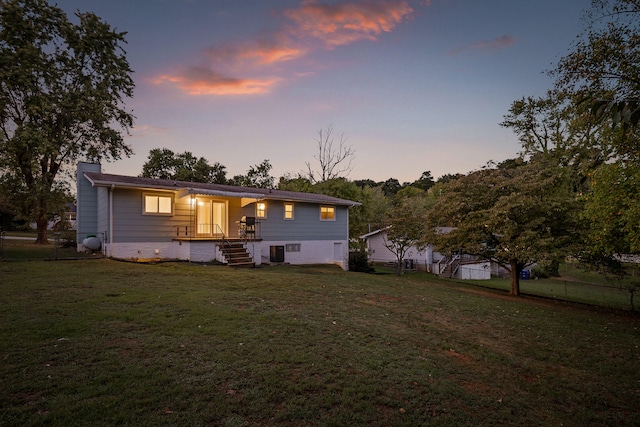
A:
[112,189,191,243]
[97,187,109,242]
[76,162,100,241]
[256,200,348,241]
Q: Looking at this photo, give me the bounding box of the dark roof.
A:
[83,172,360,207]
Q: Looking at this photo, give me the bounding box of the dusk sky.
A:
[57,0,590,183]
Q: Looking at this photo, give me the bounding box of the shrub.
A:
[349,250,375,273]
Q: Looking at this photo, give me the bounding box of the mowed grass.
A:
[0,260,638,426]
[1,236,95,260]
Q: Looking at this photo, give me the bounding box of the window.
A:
[256,202,267,219]
[320,206,335,221]
[284,203,294,220]
[144,194,173,215]
[286,243,300,252]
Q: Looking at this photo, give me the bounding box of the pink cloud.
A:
[284,0,415,47]
[154,0,423,96]
[204,40,307,66]
[448,35,517,56]
[154,67,280,96]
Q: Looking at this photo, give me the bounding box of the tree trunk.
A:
[35,200,49,244]
[509,259,520,296]
[35,217,49,244]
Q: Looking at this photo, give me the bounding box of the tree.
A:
[383,196,430,275]
[305,125,355,183]
[436,173,463,184]
[277,173,313,192]
[548,0,640,274]
[500,89,613,177]
[411,171,435,191]
[553,0,640,128]
[140,148,227,183]
[381,178,401,196]
[583,162,640,257]
[353,178,378,189]
[231,159,274,188]
[425,157,582,295]
[0,0,134,243]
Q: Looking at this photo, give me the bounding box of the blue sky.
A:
[58,0,590,183]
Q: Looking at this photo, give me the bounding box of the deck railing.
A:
[173,222,260,240]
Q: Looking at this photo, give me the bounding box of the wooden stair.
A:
[438,256,460,278]
[218,243,255,268]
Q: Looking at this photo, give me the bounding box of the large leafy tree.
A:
[583,162,640,259]
[554,0,640,128]
[425,158,582,296]
[0,0,134,243]
[500,89,617,182]
[550,0,640,267]
[230,159,274,188]
[141,148,227,183]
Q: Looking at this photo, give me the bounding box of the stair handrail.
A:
[214,224,231,251]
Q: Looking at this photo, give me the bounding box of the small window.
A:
[256,202,267,219]
[320,206,335,221]
[144,194,173,215]
[286,243,301,252]
[284,203,294,220]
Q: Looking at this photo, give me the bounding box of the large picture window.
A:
[320,206,335,221]
[144,194,173,215]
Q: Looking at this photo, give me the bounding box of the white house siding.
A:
[261,239,349,270]
[105,241,181,261]
[363,231,429,271]
[459,262,491,280]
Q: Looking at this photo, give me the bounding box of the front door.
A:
[196,200,227,237]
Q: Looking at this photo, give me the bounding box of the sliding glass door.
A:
[196,200,227,237]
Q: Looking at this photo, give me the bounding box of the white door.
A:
[333,242,342,261]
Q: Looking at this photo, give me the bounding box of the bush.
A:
[349,251,375,273]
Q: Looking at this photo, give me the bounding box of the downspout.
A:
[109,184,114,257]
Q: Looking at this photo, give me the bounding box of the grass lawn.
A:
[459,262,637,310]
[1,235,95,261]
[0,259,638,426]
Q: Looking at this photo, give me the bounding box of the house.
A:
[359,227,440,272]
[76,162,360,269]
[360,227,491,279]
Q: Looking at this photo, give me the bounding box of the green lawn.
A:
[0,260,638,426]
[1,234,94,260]
[458,262,637,310]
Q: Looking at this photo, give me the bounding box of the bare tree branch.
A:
[305,125,355,183]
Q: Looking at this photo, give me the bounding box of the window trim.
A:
[320,205,336,221]
[284,202,294,220]
[143,193,174,215]
[286,243,301,252]
[256,201,267,219]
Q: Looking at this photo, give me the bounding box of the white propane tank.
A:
[82,235,101,251]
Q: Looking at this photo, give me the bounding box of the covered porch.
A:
[172,187,264,241]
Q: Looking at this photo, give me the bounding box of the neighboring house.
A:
[360,227,490,279]
[30,202,76,231]
[359,227,440,272]
[76,162,360,270]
